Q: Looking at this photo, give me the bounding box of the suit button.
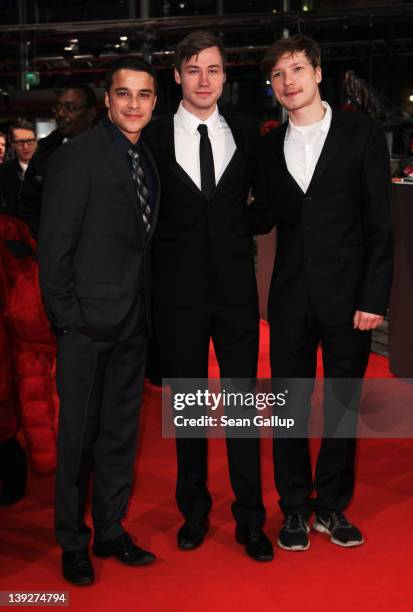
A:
[305,226,310,233]
[304,196,312,201]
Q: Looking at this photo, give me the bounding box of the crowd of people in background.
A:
[0,84,98,509]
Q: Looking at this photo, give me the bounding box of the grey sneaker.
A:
[313,512,364,547]
[278,514,310,551]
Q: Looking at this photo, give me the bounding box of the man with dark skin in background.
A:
[19,84,97,238]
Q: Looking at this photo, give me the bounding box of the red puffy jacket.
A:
[0,214,58,474]
[0,242,18,442]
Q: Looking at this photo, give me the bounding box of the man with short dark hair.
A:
[19,84,97,238]
[0,121,37,216]
[144,30,273,562]
[38,57,159,585]
[251,34,393,551]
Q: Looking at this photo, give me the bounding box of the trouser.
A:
[270,306,371,519]
[156,294,266,528]
[55,313,148,551]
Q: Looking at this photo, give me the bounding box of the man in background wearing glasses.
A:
[19,83,97,238]
[0,120,37,216]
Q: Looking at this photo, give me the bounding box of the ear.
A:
[174,68,181,85]
[315,66,322,84]
[223,71,226,84]
[104,91,110,110]
[152,95,157,111]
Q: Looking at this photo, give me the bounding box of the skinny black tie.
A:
[197,124,215,198]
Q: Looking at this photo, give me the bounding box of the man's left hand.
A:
[353,310,384,331]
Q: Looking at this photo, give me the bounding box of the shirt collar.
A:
[103,115,141,157]
[286,101,332,139]
[175,101,221,137]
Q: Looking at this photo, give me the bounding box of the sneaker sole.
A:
[277,538,310,551]
[313,522,364,547]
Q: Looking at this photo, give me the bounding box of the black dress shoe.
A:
[93,533,156,566]
[62,549,94,586]
[177,517,209,550]
[235,525,274,562]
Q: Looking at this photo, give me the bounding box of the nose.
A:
[199,70,210,87]
[285,71,296,87]
[129,95,142,109]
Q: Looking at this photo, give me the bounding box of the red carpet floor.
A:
[1,321,413,611]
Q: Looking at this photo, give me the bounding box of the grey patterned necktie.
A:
[128,147,151,233]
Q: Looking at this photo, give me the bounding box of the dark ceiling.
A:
[0,1,412,120]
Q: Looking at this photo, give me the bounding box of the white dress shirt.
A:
[19,161,28,175]
[174,102,236,190]
[284,101,332,193]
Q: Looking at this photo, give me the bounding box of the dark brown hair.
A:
[105,57,157,93]
[175,30,226,73]
[261,34,321,75]
[9,120,36,142]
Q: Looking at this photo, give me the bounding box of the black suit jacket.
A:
[19,129,65,238]
[250,109,393,325]
[143,114,258,310]
[38,121,160,340]
[0,158,24,216]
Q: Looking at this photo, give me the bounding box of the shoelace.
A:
[285,514,307,531]
[330,512,351,529]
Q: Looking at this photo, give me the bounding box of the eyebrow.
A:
[274,61,304,70]
[185,64,221,69]
[114,87,154,93]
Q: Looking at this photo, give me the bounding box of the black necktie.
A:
[197,124,215,198]
[128,147,151,233]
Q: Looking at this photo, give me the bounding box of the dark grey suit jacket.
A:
[38,121,160,340]
[250,109,394,324]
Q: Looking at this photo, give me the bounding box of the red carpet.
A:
[1,320,412,611]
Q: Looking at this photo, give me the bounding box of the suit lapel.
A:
[277,110,346,194]
[168,113,240,201]
[307,110,345,190]
[164,117,204,198]
[276,122,305,195]
[95,123,145,233]
[141,139,160,244]
[213,113,241,194]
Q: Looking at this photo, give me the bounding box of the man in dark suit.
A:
[144,31,273,562]
[251,35,393,551]
[0,121,37,216]
[38,58,159,585]
[19,84,97,238]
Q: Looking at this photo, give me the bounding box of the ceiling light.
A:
[120,36,128,41]
[69,38,78,43]
[409,95,413,102]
